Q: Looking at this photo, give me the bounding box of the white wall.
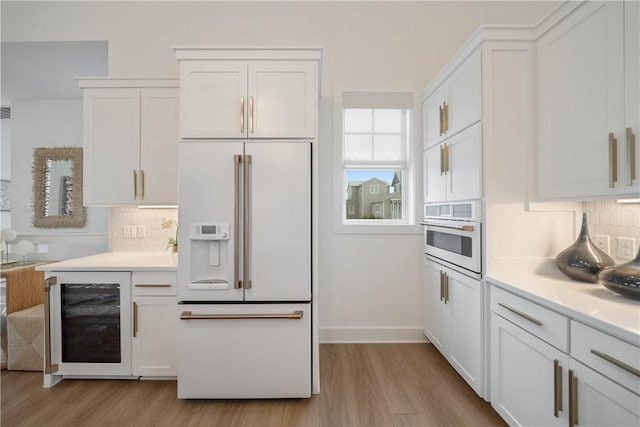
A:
[2,1,558,341]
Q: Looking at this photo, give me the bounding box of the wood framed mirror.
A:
[32,147,86,228]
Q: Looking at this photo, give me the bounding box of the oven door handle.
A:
[420,221,475,232]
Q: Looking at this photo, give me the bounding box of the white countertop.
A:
[487,259,640,345]
[36,252,177,272]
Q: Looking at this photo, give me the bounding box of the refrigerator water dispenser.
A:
[188,223,231,290]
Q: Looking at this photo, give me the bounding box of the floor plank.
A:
[1,344,505,427]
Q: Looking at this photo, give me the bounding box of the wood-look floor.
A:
[1,344,505,427]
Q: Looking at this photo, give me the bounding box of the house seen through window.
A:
[342,95,412,224]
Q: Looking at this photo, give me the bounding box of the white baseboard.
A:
[319,326,428,343]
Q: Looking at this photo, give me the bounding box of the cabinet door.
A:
[491,313,568,427]
[244,142,311,301]
[446,122,482,201]
[537,1,625,199]
[423,87,446,149]
[140,88,179,204]
[445,49,482,138]
[132,296,177,377]
[423,144,446,203]
[83,88,140,205]
[625,0,640,194]
[446,267,482,396]
[423,258,446,353]
[569,359,640,427]
[180,61,247,138]
[248,62,316,139]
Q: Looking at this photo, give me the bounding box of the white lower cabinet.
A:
[569,359,640,427]
[423,257,482,395]
[490,283,640,427]
[132,272,177,377]
[177,303,311,399]
[491,313,569,427]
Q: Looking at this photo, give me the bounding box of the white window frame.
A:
[369,184,380,194]
[332,92,421,234]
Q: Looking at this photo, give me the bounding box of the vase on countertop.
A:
[598,246,640,300]
[554,212,615,283]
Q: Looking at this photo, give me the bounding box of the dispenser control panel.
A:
[188,223,230,240]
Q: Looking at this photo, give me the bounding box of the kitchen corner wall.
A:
[585,200,640,262]
[110,207,178,252]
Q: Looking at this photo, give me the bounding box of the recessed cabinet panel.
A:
[83,89,140,205]
[446,49,482,139]
[133,297,177,377]
[249,62,316,138]
[423,258,447,352]
[423,86,447,149]
[180,61,247,138]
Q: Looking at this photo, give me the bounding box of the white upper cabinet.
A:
[537,1,639,199]
[423,49,482,150]
[175,49,320,140]
[80,79,179,206]
[424,122,482,203]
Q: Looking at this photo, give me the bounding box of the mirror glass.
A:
[33,147,86,228]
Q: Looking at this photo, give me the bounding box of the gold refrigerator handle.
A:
[133,302,138,338]
[609,132,618,188]
[234,155,242,289]
[243,154,252,289]
[249,96,254,134]
[180,310,304,320]
[553,359,563,417]
[133,170,138,200]
[240,96,245,134]
[627,127,637,185]
[42,276,59,374]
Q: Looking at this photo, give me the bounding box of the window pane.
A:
[373,134,403,161]
[373,109,402,133]
[345,169,403,220]
[344,109,372,133]
[344,134,372,161]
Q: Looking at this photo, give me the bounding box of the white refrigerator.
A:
[177,141,312,399]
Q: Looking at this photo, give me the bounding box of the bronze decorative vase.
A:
[554,213,615,283]
[598,247,640,300]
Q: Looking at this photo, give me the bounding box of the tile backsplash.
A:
[584,200,640,261]
[110,206,178,252]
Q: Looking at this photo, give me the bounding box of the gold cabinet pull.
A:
[439,271,445,301]
[443,273,449,304]
[627,127,637,185]
[243,154,252,289]
[439,104,444,136]
[568,369,578,427]
[440,145,445,175]
[609,132,618,188]
[234,155,242,289]
[444,143,450,174]
[249,96,254,134]
[134,283,172,288]
[553,359,563,417]
[443,101,449,133]
[133,170,138,200]
[42,276,59,374]
[180,310,303,320]
[590,349,640,378]
[497,302,543,326]
[240,96,245,134]
[133,301,138,338]
[140,170,145,200]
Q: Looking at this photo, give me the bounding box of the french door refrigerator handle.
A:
[243,154,252,289]
[180,310,304,320]
[42,276,59,374]
[233,155,242,289]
